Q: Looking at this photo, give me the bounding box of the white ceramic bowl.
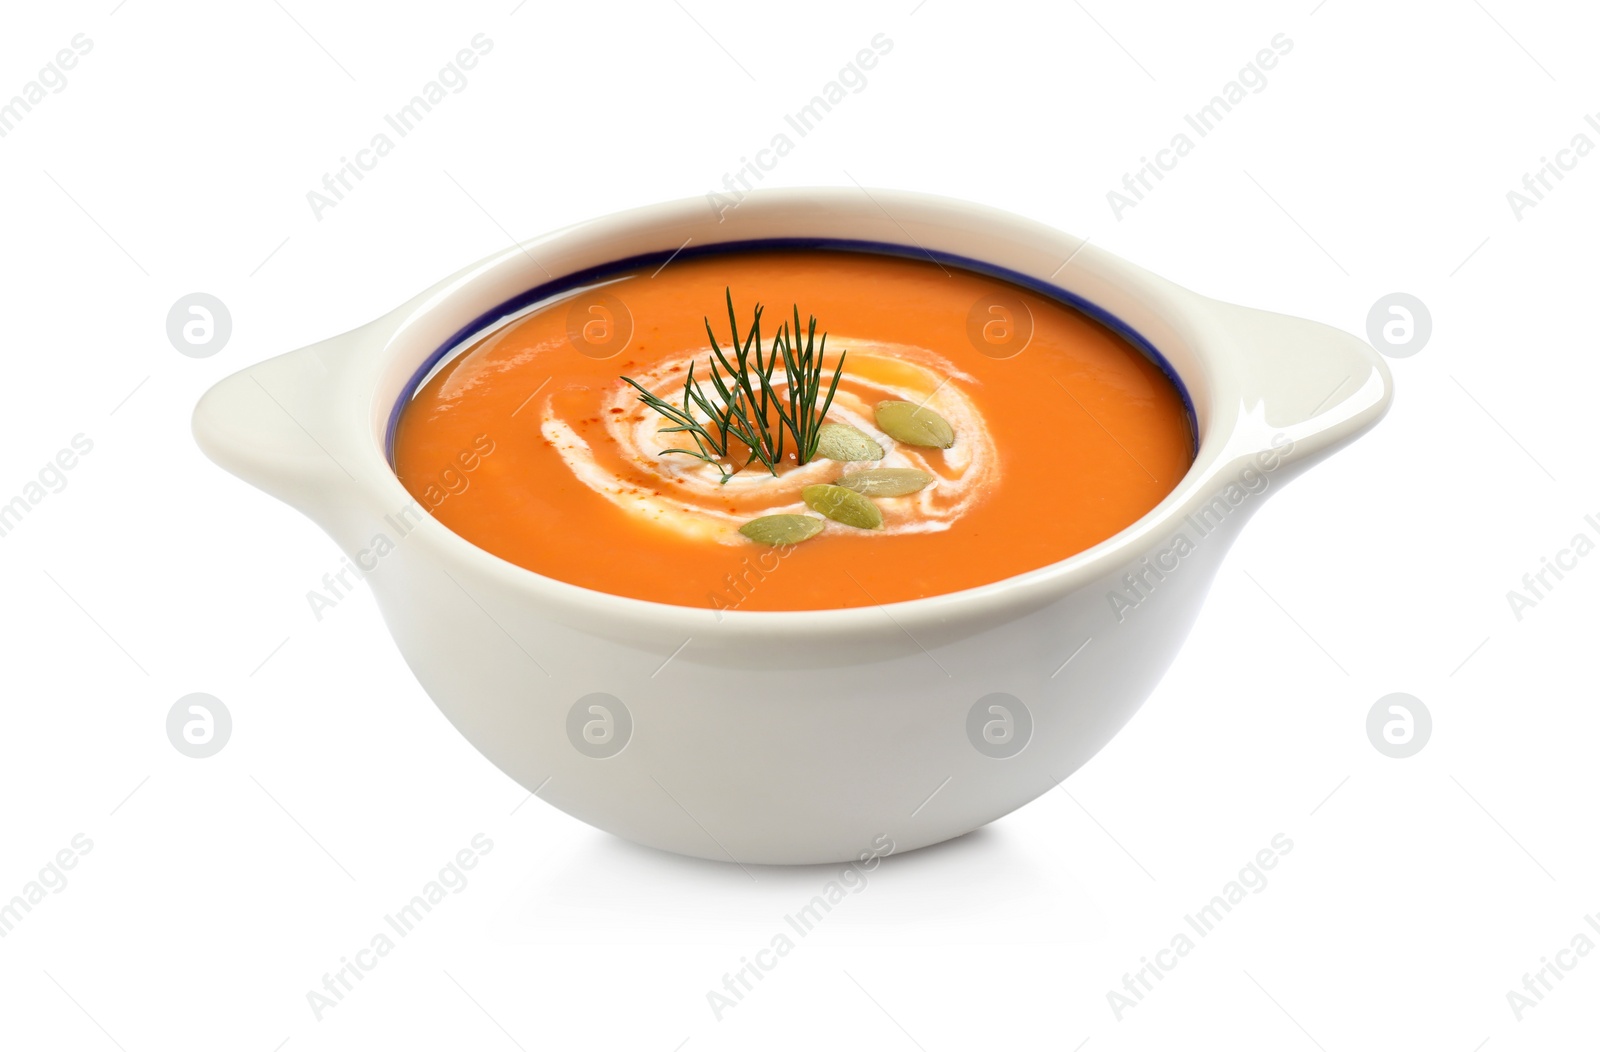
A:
[194,188,1391,865]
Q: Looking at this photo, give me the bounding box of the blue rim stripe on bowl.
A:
[384,238,1199,466]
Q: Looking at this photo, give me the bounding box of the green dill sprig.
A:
[775,303,845,463]
[620,289,846,484]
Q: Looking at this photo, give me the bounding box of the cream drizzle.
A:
[540,339,997,545]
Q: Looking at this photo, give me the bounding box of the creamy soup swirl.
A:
[539,339,997,544]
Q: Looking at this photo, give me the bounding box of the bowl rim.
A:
[381,236,1201,468]
[222,187,1387,643]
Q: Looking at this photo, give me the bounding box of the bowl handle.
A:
[1205,298,1394,468]
[192,323,383,543]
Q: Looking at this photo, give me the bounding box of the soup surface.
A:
[393,249,1192,611]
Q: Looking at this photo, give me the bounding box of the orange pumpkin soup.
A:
[392,249,1192,611]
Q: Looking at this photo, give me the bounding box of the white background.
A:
[1,0,1595,1048]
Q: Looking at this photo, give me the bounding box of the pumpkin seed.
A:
[738,514,825,546]
[837,467,935,498]
[814,421,885,462]
[874,400,955,449]
[801,484,884,530]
